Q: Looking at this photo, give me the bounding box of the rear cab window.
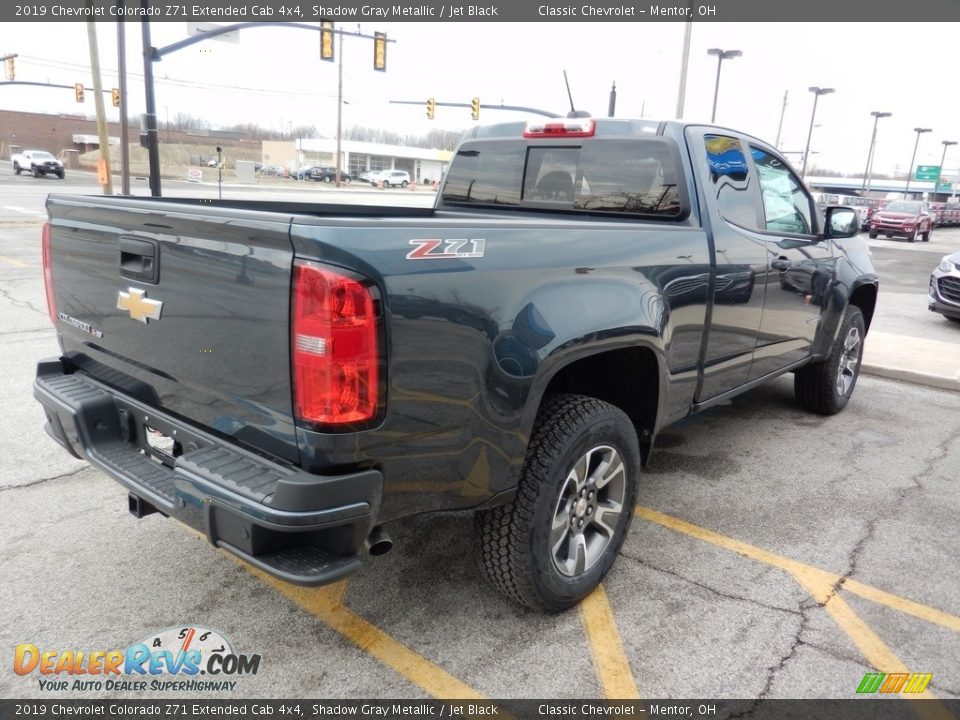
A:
[440,121,689,220]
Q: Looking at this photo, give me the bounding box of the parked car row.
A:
[930,202,960,227]
[295,165,352,183]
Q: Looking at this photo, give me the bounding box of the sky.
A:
[1,21,959,179]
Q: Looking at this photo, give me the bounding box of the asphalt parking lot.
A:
[1,177,958,702]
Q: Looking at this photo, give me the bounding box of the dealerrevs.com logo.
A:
[14,626,261,692]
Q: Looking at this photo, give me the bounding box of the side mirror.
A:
[824,206,859,238]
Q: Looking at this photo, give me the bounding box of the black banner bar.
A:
[4,0,960,22]
[0,699,957,720]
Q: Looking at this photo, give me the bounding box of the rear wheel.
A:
[401,180,409,188]
[868,230,878,239]
[794,305,866,415]
[475,394,639,611]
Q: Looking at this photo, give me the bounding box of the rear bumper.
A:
[34,358,381,586]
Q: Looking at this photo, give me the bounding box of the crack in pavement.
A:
[827,420,960,605]
[0,285,47,318]
[0,465,89,492]
[619,551,804,617]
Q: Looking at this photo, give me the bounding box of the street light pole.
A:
[801,86,834,180]
[862,111,891,192]
[707,48,742,124]
[904,127,932,199]
[935,140,956,201]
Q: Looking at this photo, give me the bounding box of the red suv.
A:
[869,200,933,242]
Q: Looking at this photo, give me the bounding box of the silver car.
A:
[928,252,960,323]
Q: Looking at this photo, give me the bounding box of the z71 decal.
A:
[406,238,486,260]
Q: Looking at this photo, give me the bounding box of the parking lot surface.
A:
[1,177,958,701]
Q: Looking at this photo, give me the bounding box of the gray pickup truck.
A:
[34,118,877,610]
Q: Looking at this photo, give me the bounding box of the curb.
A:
[861,362,960,393]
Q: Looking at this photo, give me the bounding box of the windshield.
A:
[33,152,56,160]
[884,202,923,213]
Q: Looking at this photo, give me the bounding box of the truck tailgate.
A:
[46,195,299,463]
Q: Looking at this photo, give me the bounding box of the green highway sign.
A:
[915,165,940,181]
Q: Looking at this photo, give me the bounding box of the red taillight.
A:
[291,260,379,426]
[41,222,57,326]
[523,118,596,138]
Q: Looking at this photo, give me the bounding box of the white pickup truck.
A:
[12,149,65,179]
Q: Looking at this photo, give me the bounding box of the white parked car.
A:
[12,150,65,179]
[371,170,411,188]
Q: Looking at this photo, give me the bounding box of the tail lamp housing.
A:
[291,260,381,428]
[41,222,57,326]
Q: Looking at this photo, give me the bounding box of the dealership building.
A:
[262,138,452,184]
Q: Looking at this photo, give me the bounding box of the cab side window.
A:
[750,147,814,235]
[704,135,761,229]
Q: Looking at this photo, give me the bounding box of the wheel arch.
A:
[848,281,878,333]
[533,345,662,466]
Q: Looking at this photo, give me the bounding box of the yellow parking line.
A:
[240,564,486,700]
[0,254,27,267]
[843,580,960,634]
[791,569,954,719]
[172,524,486,700]
[579,584,641,699]
[634,507,957,713]
[634,507,960,633]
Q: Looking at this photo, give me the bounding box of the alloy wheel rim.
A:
[550,445,627,577]
[836,325,862,397]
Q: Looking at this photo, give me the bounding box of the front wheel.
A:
[922,227,931,242]
[31,166,40,178]
[13,162,20,175]
[868,230,878,239]
[907,230,916,243]
[56,170,65,180]
[794,305,866,415]
[475,394,639,611]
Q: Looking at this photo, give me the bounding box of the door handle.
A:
[771,258,791,271]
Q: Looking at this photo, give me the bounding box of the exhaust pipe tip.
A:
[366,526,393,556]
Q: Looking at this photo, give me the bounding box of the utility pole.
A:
[141,11,161,197]
[86,13,113,194]
[608,82,616,118]
[335,28,344,187]
[862,111,891,193]
[774,91,787,150]
[116,5,130,195]
[675,20,692,119]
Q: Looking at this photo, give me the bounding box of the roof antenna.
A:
[563,70,591,119]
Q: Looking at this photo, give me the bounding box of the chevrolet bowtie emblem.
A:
[117,287,163,323]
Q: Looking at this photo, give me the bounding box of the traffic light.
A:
[320,20,334,61]
[111,88,121,108]
[4,57,13,81]
[471,97,480,121]
[74,83,85,103]
[373,32,386,72]
[426,98,435,120]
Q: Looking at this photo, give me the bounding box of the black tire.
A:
[31,166,40,178]
[401,180,409,188]
[922,227,931,242]
[323,176,332,183]
[944,315,960,324]
[794,305,866,415]
[906,229,916,243]
[13,162,20,175]
[475,394,640,611]
[868,230,878,239]
[56,170,65,180]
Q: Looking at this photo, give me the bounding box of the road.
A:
[1,171,958,701]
